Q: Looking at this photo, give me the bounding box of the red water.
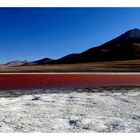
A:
[0,74,140,89]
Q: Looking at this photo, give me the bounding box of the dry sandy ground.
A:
[0,87,140,132]
[1,59,140,72]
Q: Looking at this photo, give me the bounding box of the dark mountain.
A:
[49,28,140,64]
[23,58,54,66]
[22,54,78,66]
[49,53,78,64]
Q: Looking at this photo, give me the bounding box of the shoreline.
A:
[0,72,140,75]
[0,85,140,97]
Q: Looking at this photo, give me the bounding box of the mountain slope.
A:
[23,58,54,66]
[49,28,140,64]
[49,53,78,64]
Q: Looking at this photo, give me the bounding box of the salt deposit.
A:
[0,88,139,132]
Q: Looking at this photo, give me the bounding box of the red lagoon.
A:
[0,73,140,90]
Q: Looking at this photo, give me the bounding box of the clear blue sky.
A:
[0,8,140,63]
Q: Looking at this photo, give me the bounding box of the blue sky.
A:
[0,8,140,63]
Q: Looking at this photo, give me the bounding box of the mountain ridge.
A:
[48,28,140,64]
[1,28,140,66]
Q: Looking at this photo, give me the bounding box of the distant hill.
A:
[22,54,78,66]
[3,60,28,66]
[22,58,54,66]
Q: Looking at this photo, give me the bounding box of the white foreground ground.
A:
[0,88,140,132]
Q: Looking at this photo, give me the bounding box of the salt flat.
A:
[0,88,140,132]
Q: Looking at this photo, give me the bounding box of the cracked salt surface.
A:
[0,87,139,132]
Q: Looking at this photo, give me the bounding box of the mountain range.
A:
[2,28,140,67]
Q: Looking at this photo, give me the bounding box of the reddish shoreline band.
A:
[0,74,140,89]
